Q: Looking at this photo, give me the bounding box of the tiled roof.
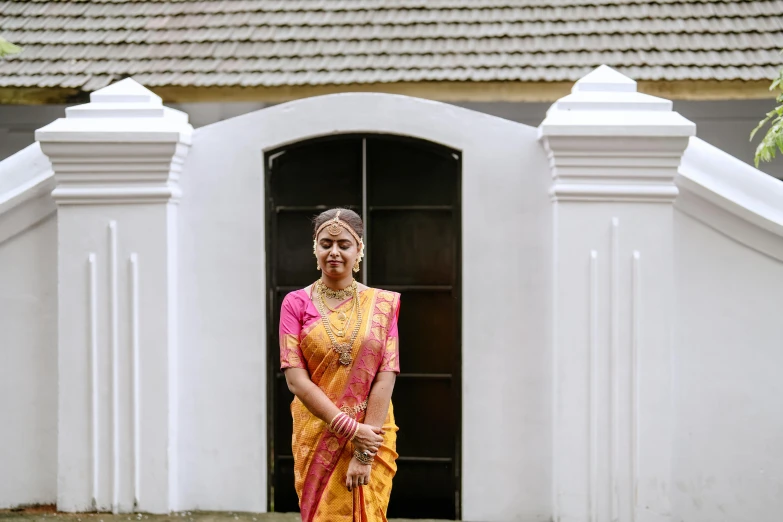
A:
[1,0,782,91]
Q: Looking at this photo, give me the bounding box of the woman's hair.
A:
[313,208,364,239]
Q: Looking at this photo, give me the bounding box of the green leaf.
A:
[0,36,22,57]
[750,114,772,140]
[752,58,783,165]
[755,141,766,167]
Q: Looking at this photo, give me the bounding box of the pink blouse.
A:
[279,288,401,374]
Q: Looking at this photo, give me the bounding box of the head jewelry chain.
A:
[313,211,365,270]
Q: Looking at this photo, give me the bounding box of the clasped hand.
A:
[352,423,383,454]
[346,423,384,491]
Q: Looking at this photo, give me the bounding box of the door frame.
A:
[264,133,463,518]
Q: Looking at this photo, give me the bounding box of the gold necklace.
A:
[318,281,354,323]
[317,279,356,301]
[315,280,355,333]
[314,281,363,365]
[322,292,356,337]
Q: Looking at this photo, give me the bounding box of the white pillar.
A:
[539,66,695,522]
[36,79,192,514]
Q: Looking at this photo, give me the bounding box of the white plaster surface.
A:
[540,66,695,522]
[0,215,58,508]
[672,210,783,522]
[35,80,192,513]
[0,143,55,245]
[178,93,553,520]
[2,99,782,179]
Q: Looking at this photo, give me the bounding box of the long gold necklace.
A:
[325,293,356,337]
[314,281,363,366]
[318,287,358,343]
[315,280,356,335]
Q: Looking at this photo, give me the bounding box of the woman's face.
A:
[315,226,360,278]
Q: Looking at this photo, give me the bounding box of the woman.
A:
[279,208,401,521]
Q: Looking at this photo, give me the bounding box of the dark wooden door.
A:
[266,135,461,519]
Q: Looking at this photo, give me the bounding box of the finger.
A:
[352,474,360,490]
[346,474,352,491]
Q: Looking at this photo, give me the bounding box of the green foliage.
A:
[751,66,783,167]
[0,36,22,58]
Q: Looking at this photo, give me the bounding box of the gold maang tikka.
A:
[313,211,365,270]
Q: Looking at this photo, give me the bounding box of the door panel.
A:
[271,138,363,207]
[391,378,456,458]
[365,137,461,520]
[366,138,458,206]
[267,135,461,519]
[275,210,324,287]
[390,460,456,519]
[395,290,456,374]
[368,209,455,286]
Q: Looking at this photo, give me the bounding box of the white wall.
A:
[672,211,783,521]
[0,142,57,508]
[671,137,783,521]
[177,93,553,520]
[0,102,266,163]
[3,98,781,180]
[0,214,58,508]
[2,80,782,519]
[458,99,783,180]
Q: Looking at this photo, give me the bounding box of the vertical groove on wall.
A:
[88,253,99,509]
[130,253,140,509]
[610,218,620,522]
[589,250,598,522]
[631,251,641,522]
[109,221,120,513]
[551,208,559,522]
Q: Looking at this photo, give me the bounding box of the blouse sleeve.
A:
[378,294,401,373]
[279,292,307,371]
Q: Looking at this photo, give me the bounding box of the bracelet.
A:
[348,419,360,441]
[353,449,374,465]
[328,412,359,440]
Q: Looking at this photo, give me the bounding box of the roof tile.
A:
[1,0,782,90]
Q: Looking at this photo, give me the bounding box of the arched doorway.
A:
[265,134,462,519]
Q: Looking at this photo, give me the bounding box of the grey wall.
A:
[1,98,781,179]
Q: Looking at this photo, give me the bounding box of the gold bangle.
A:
[353,449,374,465]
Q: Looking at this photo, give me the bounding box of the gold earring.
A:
[317,262,321,270]
[353,260,360,273]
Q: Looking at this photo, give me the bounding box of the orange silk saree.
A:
[279,287,401,522]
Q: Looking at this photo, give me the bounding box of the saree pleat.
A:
[280,287,401,522]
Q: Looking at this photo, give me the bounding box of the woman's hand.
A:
[346,457,372,491]
[351,423,384,454]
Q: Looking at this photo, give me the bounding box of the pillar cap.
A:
[539,65,696,138]
[35,78,192,205]
[36,78,191,143]
[539,65,696,202]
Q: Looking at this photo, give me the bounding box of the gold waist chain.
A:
[340,399,368,419]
